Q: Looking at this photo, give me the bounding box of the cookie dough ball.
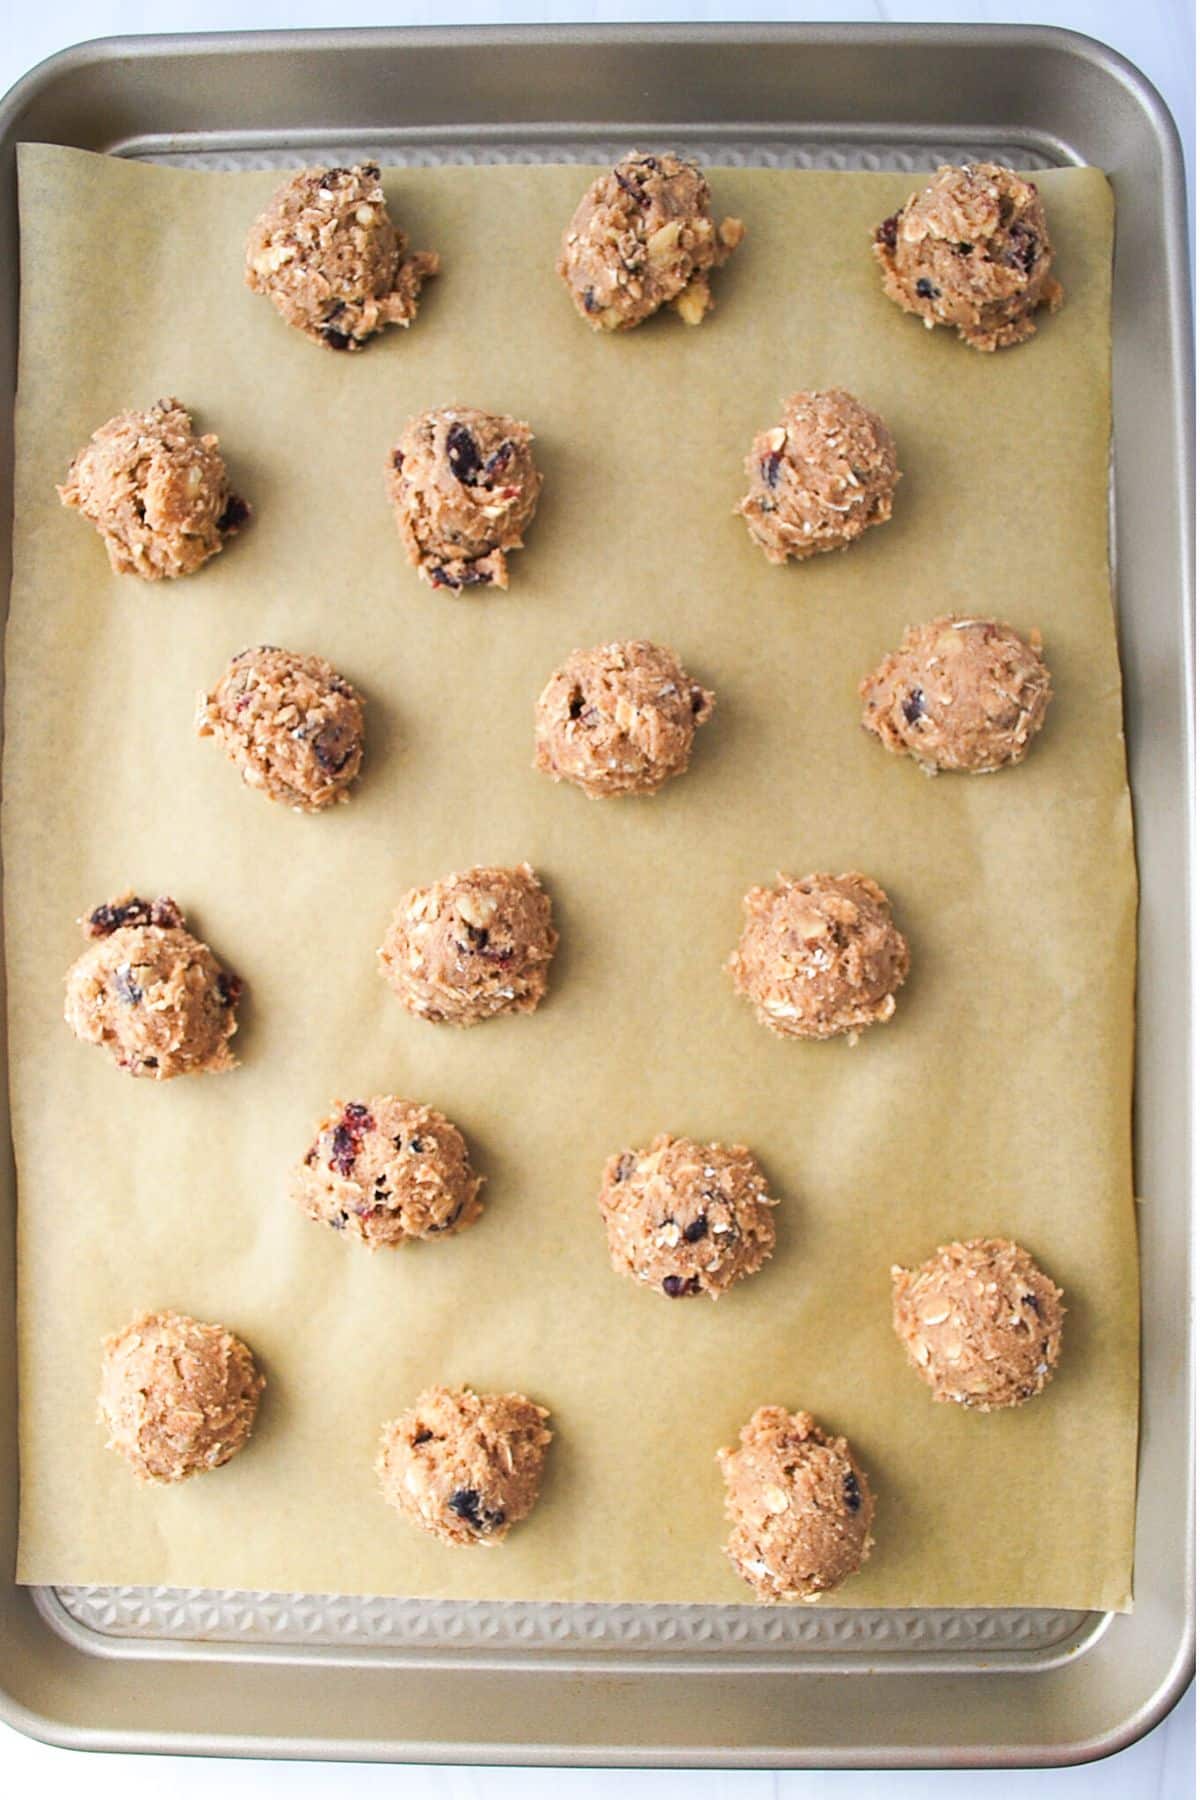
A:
[891,1238,1065,1410]
[873,162,1063,352]
[738,389,899,566]
[378,863,557,1027]
[64,895,242,1079]
[534,640,715,799]
[377,1384,552,1546]
[860,616,1052,775]
[290,1096,484,1249]
[558,150,745,331]
[98,1309,264,1484]
[598,1134,777,1300]
[197,646,365,812]
[727,872,909,1043]
[58,398,248,581]
[718,1406,875,1602]
[386,406,542,591]
[245,162,438,350]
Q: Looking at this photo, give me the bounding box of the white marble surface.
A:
[0,1,1192,1792]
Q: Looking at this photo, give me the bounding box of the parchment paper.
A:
[9,145,1137,1609]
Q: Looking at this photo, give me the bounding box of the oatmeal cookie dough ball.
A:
[98,1309,265,1484]
[860,616,1052,775]
[197,646,365,811]
[64,895,242,1079]
[378,863,557,1027]
[891,1238,1065,1410]
[534,640,715,798]
[598,1134,778,1300]
[873,162,1063,351]
[58,398,248,581]
[290,1096,484,1249]
[377,1384,552,1546]
[558,151,744,331]
[245,162,438,350]
[386,406,541,591]
[738,389,899,566]
[718,1406,875,1602]
[728,872,909,1043]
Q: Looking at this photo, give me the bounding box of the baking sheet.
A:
[8,144,1136,1609]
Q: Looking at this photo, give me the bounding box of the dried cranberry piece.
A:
[329,1103,374,1177]
[428,563,492,590]
[480,442,513,483]
[412,1427,433,1445]
[88,900,144,936]
[215,971,242,1010]
[613,1154,634,1183]
[901,688,925,725]
[217,494,250,534]
[446,423,482,484]
[875,213,899,252]
[447,1487,505,1533]
[329,1127,357,1174]
[86,895,182,937]
[843,1471,862,1513]
[567,691,585,721]
[113,964,142,1005]
[462,923,489,951]
[915,276,939,300]
[1023,1292,1042,1317]
[391,449,404,473]
[312,721,356,774]
[1008,223,1041,275]
[761,451,783,489]
[682,1215,708,1244]
[614,167,651,208]
[582,286,598,314]
[662,1274,700,1298]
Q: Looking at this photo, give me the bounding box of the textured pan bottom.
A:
[47,1584,1104,1670]
[132,139,1063,173]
